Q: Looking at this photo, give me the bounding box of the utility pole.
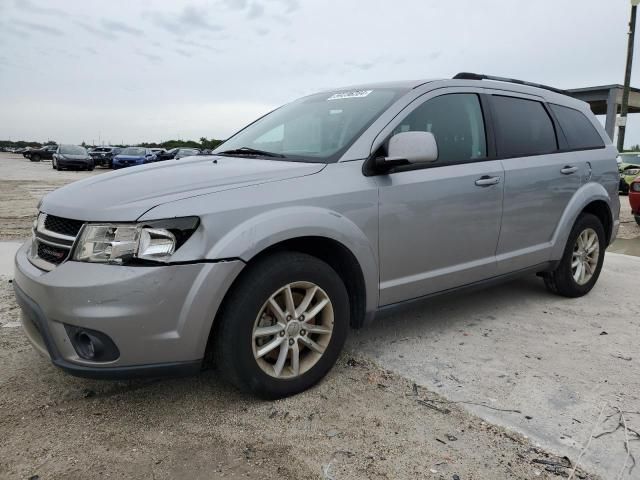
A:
[618,0,640,152]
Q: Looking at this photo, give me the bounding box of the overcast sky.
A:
[1,0,640,146]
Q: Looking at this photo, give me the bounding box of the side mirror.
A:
[385,131,438,164]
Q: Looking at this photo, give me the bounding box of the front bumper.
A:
[13,241,244,379]
[59,160,91,169]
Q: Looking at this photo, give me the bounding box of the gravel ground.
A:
[0,274,595,480]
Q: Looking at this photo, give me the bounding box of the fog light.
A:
[64,325,120,361]
[75,331,102,360]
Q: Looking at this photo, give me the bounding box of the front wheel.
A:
[213,252,349,399]
[31,154,40,162]
[543,213,605,297]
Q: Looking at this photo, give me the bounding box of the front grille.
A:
[36,243,68,265]
[44,215,84,237]
[29,213,85,271]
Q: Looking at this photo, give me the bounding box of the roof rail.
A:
[453,72,567,95]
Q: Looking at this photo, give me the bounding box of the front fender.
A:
[207,206,379,313]
[550,182,615,260]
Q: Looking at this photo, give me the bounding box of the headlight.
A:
[632,182,640,192]
[72,217,199,264]
[624,168,640,176]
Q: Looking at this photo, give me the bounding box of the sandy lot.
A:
[1,152,638,479]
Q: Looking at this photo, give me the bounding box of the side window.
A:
[549,104,605,150]
[491,95,557,157]
[392,93,487,164]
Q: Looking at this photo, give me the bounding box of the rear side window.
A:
[491,96,557,157]
[549,104,605,150]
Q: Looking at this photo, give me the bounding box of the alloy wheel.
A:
[252,281,334,379]
[571,228,599,285]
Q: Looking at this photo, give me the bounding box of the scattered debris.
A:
[611,353,632,361]
[593,407,639,475]
[446,434,458,442]
[599,331,608,335]
[436,438,447,445]
[326,430,340,438]
[532,457,571,468]
[321,462,335,480]
[453,475,460,480]
[416,399,451,414]
[243,445,255,459]
[412,383,419,395]
[525,415,533,420]
[346,357,360,367]
[82,389,95,399]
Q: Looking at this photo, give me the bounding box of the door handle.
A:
[475,175,501,187]
[560,165,578,175]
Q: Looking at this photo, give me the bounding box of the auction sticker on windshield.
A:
[327,90,373,101]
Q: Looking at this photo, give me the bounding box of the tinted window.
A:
[392,93,487,164]
[549,104,604,150]
[492,96,557,157]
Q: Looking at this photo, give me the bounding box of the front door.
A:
[376,92,504,306]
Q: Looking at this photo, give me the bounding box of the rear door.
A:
[489,93,581,273]
[376,89,504,305]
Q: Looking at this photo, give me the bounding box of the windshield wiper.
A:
[216,147,286,158]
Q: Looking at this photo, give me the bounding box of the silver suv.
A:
[13,74,620,398]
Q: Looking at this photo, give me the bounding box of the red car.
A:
[630,178,640,226]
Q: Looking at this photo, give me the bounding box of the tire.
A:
[52,159,56,169]
[213,251,349,399]
[31,154,40,162]
[544,213,606,298]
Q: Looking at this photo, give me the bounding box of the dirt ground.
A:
[0,152,634,479]
[0,276,596,480]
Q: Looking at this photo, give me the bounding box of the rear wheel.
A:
[213,252,349,399]
[543,213,605,297]
[31,154,40,162]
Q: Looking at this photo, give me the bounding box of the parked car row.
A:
[16,144,210,171]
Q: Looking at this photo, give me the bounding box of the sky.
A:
[1,0,640,146]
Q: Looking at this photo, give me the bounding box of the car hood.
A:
[40,156,326,221]
[620,162,640,171]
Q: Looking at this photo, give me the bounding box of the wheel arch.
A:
[203,234,371,367]
[550,183,615,259]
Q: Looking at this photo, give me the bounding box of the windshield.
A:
[214,88,407,162]
[621,154,640,162]
[120,147,146,156]
[60,145,86,155]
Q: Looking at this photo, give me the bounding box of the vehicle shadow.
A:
[349,274,550,345]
